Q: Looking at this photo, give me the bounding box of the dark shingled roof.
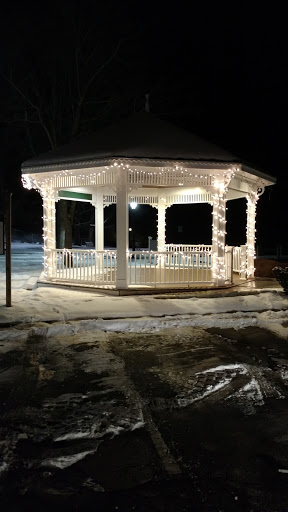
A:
[21,113,276,183]
[22,112,238,168]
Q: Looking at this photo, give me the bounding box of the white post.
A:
[157,200,166,268]
[116,167,128,288]
[93,192,104,250]
[42,191,56,280]
[246,190,258,278]
[157,201,166,253]
[212,189,227,286]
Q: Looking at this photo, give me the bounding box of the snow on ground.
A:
[0,243,288,340]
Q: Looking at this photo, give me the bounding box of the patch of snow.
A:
[105,425,125,436]
[131,421,145,431]
[281,369,288,381]
[242,377,264,403]
[54,431,93,442]
[41,450,96,469]
[228,377,265,415]
[196,364,248,375]
[0,462,9,476]
[177,378,232,407]
[1,243,288,338]
[0,330,29,342]
[54,419,144,442]
[1,309,288,342]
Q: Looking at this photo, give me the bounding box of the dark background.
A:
[0,2,286,250]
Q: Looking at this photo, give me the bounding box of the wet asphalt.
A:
[0,325,288,511]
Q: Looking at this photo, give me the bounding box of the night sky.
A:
[0,3,287,248]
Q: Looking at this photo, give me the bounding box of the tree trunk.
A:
[56,200,76,248]
[65,201,76,248]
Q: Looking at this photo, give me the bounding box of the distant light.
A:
[129,228,132,231]
[130,202,137,210]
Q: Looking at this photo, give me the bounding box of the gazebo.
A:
[21,113,275,291]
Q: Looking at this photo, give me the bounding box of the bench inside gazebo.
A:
[21,113,275,292]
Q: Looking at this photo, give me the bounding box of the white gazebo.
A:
[21,113,275,292]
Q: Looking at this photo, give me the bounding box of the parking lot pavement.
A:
[1,326,288,511]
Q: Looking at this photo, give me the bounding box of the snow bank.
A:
[1,286,287,327]
[1,242,288,338]
[0,290,288,341]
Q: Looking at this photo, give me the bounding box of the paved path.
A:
[1,326,288,510]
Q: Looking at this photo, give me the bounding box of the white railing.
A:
[231,245,247,275]
[51,249,117,285]
[225,247,233,283]
[128,250,212,286]
[49,245,247,288]
[232,246,241,273]
[225,245,247,282]
[167,244,247,275]
[165,244,212,253]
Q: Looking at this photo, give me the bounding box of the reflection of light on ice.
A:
[196,363,248,375]
[177,377,232,407]
[230,377,265,415]
[177,364,248,407]
[241,377,264,404]
[280,369,288,381]
[177,362,284,414]
[41,450,97,469]
[0,462,9,476]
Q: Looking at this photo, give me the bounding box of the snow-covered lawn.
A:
[1,243,288,340]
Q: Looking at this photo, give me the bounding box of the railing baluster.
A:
[109,251,111,282]
[61,250,63,278]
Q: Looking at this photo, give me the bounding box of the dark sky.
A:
[0,2,287,245]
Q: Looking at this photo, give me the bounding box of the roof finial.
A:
[145,93,150,113]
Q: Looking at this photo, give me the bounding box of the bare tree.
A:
[0,11,124,247]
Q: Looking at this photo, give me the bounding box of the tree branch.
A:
[71,39,122,137]
[3,74,56,149]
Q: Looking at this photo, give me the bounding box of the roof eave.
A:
[22,156,276,186]
[22,156,240,174]
[241,164,276,184]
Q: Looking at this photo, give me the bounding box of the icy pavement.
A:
[0,242,43,290]
[1,326,288,510]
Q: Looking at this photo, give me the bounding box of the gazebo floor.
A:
[37,273,258,296]
[51,265,214,289]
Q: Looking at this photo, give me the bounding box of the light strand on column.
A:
[41,189,56,279]
[246,190,258,278]
[211,170,235,284]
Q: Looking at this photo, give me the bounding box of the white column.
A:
[157,201,166,253]
[116,167,128,288]
[42,191,56,280]
[93,192,104,250]
[212,190,227,286]
[157,201,167,268]
[246,190,258,278]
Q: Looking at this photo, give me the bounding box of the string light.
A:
[22,164,241,194]
[22,161,267,287]
[246,190,258,278]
